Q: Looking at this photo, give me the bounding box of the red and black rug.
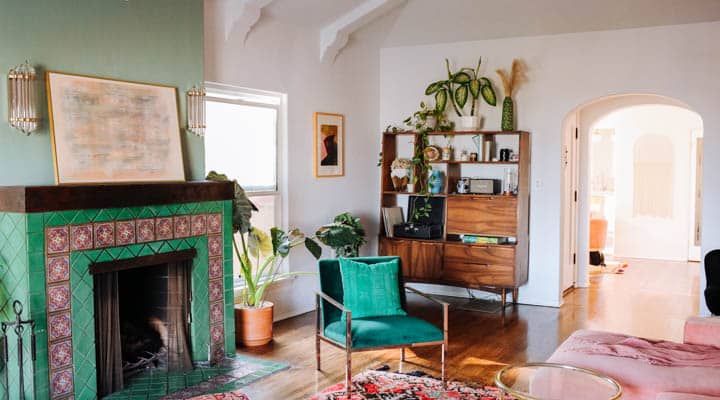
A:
[310,369,510,400]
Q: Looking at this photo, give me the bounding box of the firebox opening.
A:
[93,251,195,397]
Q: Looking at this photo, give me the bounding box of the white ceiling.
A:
[263,0,368,28]
[381,0,720,47]
[257,0,720,46]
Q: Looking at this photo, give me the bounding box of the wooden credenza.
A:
[378,130,530,305]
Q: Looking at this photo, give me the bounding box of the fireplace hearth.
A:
[0,182,235,399]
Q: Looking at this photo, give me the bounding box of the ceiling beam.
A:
[320,0,404,63]
[214,0,274,43]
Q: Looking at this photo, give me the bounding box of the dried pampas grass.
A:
[496,59,527,97]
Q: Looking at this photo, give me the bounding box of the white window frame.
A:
[204,82,289,289]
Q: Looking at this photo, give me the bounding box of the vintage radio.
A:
[469,178,501,194]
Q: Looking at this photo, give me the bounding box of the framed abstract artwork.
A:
[46,71,185,184]
[313,112,344,177]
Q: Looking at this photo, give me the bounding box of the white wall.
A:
[594,105,702,261]
[204,2,391,319]
[380,22,720,311]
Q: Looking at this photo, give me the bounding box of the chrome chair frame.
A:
[315,285,449,398]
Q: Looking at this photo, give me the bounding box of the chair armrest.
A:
[316,291,351,315]
[404,285,449,306]
[684,316,720,347]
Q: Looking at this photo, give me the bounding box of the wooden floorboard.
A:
[236,258,699,399]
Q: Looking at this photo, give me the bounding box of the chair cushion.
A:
[324,315,443,349]
[339,258,406,319]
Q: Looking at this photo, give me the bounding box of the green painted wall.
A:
[0,0,205,185]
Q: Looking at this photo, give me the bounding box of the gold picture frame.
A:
[313,112,344,178]
[46,71,186,184]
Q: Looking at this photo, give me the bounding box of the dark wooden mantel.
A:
[0,181,234,213]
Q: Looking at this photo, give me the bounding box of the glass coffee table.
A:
[495,363,622,400]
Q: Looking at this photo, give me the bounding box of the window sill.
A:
[233,275,295,303]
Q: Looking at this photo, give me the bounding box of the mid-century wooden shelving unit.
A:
[378,130,530,307]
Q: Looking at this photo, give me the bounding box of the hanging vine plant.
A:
[402,102,454,222]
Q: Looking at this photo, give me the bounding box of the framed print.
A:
[46,71,185,184]
[314,112,344,177]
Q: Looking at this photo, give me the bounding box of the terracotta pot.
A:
[234,301,274,347]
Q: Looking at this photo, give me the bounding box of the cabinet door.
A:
[378,237,412,277]
[447,196,517,236]
[410,241,443,280]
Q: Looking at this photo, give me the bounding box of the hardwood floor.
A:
[237,258,699,399]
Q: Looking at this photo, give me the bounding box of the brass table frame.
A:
[494,362,622,400]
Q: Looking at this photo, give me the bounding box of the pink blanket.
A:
[566,333,720,367]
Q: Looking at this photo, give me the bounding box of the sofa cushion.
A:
[339,258,406,320]
[548,330,720,400]
[657,394,720,400]
[324,315,442,349]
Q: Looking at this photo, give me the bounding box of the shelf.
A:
[380,235,517,247]
[428,160,518,165]
[446,194,516,199]
[382,130,528,136]
[382,191,447,197]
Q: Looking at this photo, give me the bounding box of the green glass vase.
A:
[501,96,514,131]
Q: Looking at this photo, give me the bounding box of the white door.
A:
[561,115,579,293]
[689,136,702,261]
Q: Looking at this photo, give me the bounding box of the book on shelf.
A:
[382,207,404,238]
[459,235,516,245]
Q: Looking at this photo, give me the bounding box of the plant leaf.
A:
[454,84,469,109]
[271,227,290,257]
[469,79,481,99]
[305,237,322,259]
[479,77,497,106]
[205,171,257,234]
[452,71,471,84]
[425,80,444,95]
[435,89,447,113]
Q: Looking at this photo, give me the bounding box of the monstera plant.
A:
[425,58,497,129]
[206,171,321,346]
[315,212,367,258]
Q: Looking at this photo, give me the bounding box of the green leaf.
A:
[469,79,481,99]
[435,89,447,113]
[452,71,471,84]
[206,171,257,234]
[454,84,469,109]
[480,77,497,106]
[271,227,290,257]
[305,238,322,259]
[425,81,444,95]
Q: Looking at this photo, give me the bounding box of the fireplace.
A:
[92,250,196,397]
[0,182,235,399]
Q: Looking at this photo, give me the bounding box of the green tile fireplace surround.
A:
[0,182,235,399]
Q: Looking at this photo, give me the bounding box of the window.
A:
[204,84,284,282]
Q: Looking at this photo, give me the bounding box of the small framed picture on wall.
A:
[314,112,344,177]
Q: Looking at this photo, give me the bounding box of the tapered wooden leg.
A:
[501,288,507,308]
[400,347,405,362]
[512,288,519,304]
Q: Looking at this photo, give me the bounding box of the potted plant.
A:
[425,58,497,130]
[315,212,367,257]
[206,171,321,346]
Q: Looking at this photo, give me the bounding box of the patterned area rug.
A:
[189,391,249,400]
[310,370,510,400]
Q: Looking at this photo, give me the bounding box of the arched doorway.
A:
[560,94,704,293]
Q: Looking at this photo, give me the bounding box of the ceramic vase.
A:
[459,116,480,130]
[502,97,514,131]
[429,170,444,194]
[235,301,274,346]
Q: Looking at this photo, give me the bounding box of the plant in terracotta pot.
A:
[206,171,321,347]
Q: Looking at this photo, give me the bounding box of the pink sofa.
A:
[547,317,720,400]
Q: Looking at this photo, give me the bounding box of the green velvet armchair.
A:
[315,256,449,396]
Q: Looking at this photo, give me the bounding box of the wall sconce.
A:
[7,61,40,135]
[186,84,206,137]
